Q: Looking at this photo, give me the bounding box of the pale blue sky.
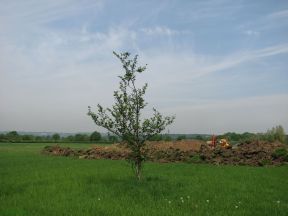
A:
[0,0,288,133]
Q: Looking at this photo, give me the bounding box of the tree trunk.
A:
[135,160,142,181]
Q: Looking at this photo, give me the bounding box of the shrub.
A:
[264,125,286,143]
[176,135,186,141]
[259,159,272,166]
[272,148,288,159]
[187,154,203,163]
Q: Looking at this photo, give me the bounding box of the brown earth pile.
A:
[146,140,203,152]
[42,140,288,166]
[198,141,286,166]
[144,140,204,162]
[43,144,130,160]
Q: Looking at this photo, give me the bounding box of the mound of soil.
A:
[144,140,204,162]
[146,140,203,152]
[198,141,287,166]
[42,140,288,166]
[43,144,130,160]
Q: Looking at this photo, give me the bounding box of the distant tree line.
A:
[0,131,187,143]
[0,131,198,143]
[147,125,287,144]
[0,125,286,144]
[0,131,119,143]
[218,125,287,144]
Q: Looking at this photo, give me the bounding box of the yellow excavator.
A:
[218,138,230,148]
[206,135,230,149]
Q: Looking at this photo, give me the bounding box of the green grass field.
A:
[0,143,287,216]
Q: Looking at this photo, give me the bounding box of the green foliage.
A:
[219,126,286,144]
[52,133,60,142]
[0,132,111,143]
[148,134,163,141]
[176,135,186,141]
[74,134,89,142]
[218,132,241,141]
[90,131,102,142]
[107,132,119,143]
[5,131,21,142]
[272,148,288,160]
[163,135,172,141]
[65,135,75,142]
[35,136,43,142]
[218,132,256,142]
[7,131,19,137]
[147,134,173,141]
[22,135,34,141]
[195,135,204,141]
[264,125,286,144]
[187,154,203,163]
[108,135,118,143]
[258,159,272,166]
[88,52,175,180]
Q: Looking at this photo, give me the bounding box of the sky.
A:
[0,0,288,134]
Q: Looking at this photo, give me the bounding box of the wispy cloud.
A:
[140,26,189,36]
[243,30,260,36]
[237,7,288,36]
[200,43,288,75]
[0,0,103,23]
[0,26,138,82]
[267,9,288,19]
[143,43,288,85]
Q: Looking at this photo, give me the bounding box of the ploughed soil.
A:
[42,140,288,166]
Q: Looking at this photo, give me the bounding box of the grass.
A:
[0,143,287,216]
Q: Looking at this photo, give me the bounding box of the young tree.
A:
[88,52,175,180]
